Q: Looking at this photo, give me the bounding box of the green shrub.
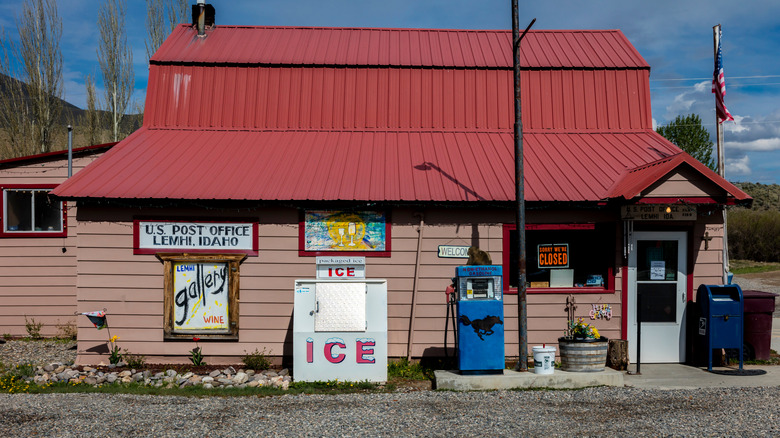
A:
[7,363,36,378]
[122,350,147,368]
[387,357,432,380]
[728,209,780,262]
[55,319,77,340]
[24,316,43,340]
[242,348,272,371]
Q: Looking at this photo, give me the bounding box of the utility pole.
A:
[512,0,534,371]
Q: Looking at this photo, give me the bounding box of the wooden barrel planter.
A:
[558,337,609,372]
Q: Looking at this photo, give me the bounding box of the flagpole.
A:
[713,24,729,284]
[713,25,725,177]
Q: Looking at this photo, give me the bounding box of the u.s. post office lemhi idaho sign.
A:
[134,220,258,255]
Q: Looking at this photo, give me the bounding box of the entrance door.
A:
[628,231,687,363]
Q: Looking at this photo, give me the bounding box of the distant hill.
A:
[0,72,142,158]
[733,182,780,211]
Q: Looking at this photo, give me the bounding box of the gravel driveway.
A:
[2,387,779,437]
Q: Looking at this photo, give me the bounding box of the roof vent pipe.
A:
[192,1,215,37]
[196,0,205,36]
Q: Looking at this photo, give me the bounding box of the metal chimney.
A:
[192,1,215,37]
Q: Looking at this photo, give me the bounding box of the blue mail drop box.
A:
[696,284,743,371]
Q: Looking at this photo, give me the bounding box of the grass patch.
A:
[387,358,434,380]
[730,259,780,275]
[22,379,386,397]
[0,375,32,394]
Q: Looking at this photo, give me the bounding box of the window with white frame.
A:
[1,186,65,237]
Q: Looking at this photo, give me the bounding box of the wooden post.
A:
[607,339,629,370]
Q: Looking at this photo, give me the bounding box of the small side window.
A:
[1,187,66,237]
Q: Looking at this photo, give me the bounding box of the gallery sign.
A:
[173,261,229,332]
[134,220,258,255]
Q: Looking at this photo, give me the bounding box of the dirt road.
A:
[733,271,780,317]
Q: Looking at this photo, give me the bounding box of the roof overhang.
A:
[605,153,752,207]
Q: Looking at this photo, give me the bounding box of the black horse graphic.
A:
[459,315,503,340]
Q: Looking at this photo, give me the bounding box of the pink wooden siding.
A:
[73,205,622,364]
[0,154,102,336]
[691,210,727,295]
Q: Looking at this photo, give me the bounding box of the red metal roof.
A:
[606,153,751,202]
[143,65,650,131]
[53,128,700,202]
[53,26,749,204]
[0,142,116,167]
[152,26,648,69]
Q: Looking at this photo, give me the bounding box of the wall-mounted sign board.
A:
[438,245,470,258]
[134,220,258,255]
[316,256,366,279]
[621,205,697,221]
[537,243,569,269]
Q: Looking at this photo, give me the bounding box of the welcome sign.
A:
[134,220,258,255]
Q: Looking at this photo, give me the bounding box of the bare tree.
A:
[145,0,188,63]
[83,73,103,146]
[97,0,134,142]
[0,0,63,156]
[167,0,188,32]
[0,31,32,157]
[144,0,165,63]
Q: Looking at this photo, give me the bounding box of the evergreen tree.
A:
[656,114,716,172]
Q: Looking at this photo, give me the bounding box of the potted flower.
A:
[558,318,608,372]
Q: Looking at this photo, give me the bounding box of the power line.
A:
[652,82,780,90]
[650,75,780,81]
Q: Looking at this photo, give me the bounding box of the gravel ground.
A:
[733,273,780,317]
[2,340,780,437]
[1,387,779,437]
[0,339,76,369]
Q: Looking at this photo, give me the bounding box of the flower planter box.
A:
[558,337,609,372]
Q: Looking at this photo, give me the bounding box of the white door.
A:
[628,231,687,363]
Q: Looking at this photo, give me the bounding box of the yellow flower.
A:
[110,335,119,343]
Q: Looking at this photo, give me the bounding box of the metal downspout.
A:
[67,125,73,178]
[407,212,425,361]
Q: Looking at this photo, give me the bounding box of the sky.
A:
[1,0,779,184]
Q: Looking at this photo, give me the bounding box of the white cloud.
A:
[726,155,751,176]
[664,81,710,119]
[693,81,708,93]
[652,118,658,130]
[724,115,749,134]
[725,138,780,152]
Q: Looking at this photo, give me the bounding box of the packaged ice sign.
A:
[316,256,366,279]
[173,262,229,333]
[537,243,569,268]
[134,220,258,255]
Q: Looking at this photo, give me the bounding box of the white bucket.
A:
[532,346,556,375]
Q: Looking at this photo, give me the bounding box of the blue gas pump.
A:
[455,265,504,374]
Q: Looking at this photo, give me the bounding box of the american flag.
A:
[712,29,734,123]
